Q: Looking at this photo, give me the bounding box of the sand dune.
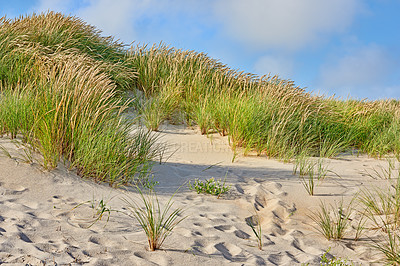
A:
[0,124,388,265]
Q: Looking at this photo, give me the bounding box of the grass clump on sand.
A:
[293,156,330,196]
[310,199,355,241]
[358,163,400,264]
[123,187,186,251]
[75,186,186,252]
[0,12,161,185]
[246,210,263,250]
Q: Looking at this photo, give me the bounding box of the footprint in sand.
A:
[133,251,171,266]
[234,229,250,239]
[214,224,235,232]
[214,242,247,262]
[3,186,28,195]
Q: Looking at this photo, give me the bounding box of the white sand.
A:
[0,124,388,265]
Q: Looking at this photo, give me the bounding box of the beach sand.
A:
[0,124,388,265]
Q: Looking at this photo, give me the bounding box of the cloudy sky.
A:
[1,0,399,100]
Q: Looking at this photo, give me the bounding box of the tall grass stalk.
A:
[246,209,263,250]
[123,187,186,251]
[310,200,353,240]
[293,156,329,196]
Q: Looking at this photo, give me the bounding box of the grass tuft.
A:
[123,187,186,251]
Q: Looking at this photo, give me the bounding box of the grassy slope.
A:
[0,12,160,186]
[130,43,400,160]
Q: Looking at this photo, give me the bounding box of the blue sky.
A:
[1,0,399,100]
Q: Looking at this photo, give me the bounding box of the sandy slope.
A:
[0,124,388,265]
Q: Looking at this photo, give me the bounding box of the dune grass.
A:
[123,187,186,251]
[293,156,329,196]
[1,12,399,183]
[129,43,400,160]
[1,12,400,167]
[311,199,354,241]
[246,209,263,250]
[0,12,161,185]
[310,160,400,264]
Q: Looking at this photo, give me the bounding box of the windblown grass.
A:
[293,156,329,196]
[2,11,400,182]
[358,162,400,263]
[129,43,400,159]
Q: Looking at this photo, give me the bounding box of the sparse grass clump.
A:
[74,186,186,252]
[123,187,186,251]
[188,177,230,198]
[293,156,330,196]
[310,199,354,241]
[358,164,400,263]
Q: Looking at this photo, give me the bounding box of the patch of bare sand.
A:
[0,125,388,265]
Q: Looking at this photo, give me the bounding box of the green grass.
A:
[310,199,354,241]
[123,187,186,251]
[0,12,161,185]
[2,12,399,185]
[246,210,263,250]
[293,156,329,196]
[74,187,186,251]
[130,43,400,160]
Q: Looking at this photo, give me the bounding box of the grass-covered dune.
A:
[0,12,399,185]
[131,44,400,160]
[0,12,160,185]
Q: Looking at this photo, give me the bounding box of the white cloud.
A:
[34,0,213,45]
[75,0,149,43]
[213,0,363,51]
[319,45,393,88]
[316,45,400,99]
[33,0,73,13]
[253,55,294,79]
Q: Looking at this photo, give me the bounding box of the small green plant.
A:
[72,194,116,228]
[246,209,263,250]
[188,177,230,198]
[363,157,399,180]
[310,199,353,240]
[320,247,355,265]
[293,156,329,196]
[123,187,186,251]
[136,174,159,190]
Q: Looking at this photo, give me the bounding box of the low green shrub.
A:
[188,177,230,198]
